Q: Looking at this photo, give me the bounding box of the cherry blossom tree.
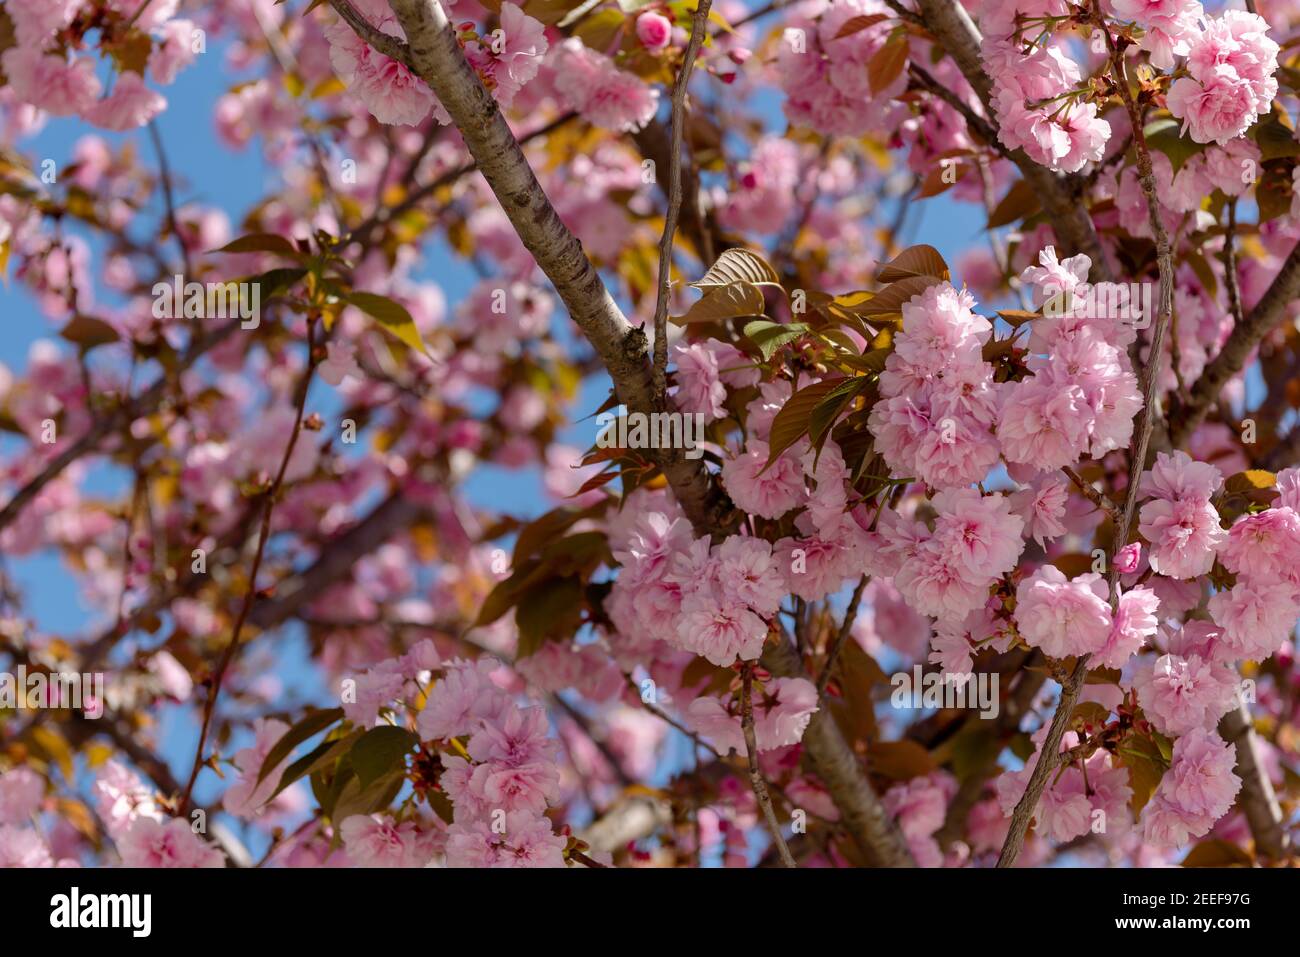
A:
[0,0,1298,869]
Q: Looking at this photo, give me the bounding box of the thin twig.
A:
[651,0,713,405]
[817,575,867,696]
[148,120,192,277]
[179,318,320,814]
[326,0,411,63]
[1062,466,1119,521]
[908,63,1013,163]
[344,112,577,250]
[0,321,241,535]
[741,663,798,868]
[623,674,721,758]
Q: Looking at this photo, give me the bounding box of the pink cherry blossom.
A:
[721,440,805,520]
[0,767,44,825]
[117,816,225,868]
[549,39,659,133]
[319,341,365,387]
[323,0,442,126]
[88,72,167,132]
[1094,585,1159,669]
[1,50,102,117]
[1220,507,1300,588]
[444,810,565,867]
[676,590,768,667]
[5,0,79,46]
[1207,582,1300,663]
[1142,729,1240,847]
[1130,652,1238,737]
[223,718,293,818]
[0,824,54,868]
[1014,566,1112,659]
[1010,474,1070,547]
[339,814,436,867]
[635,11,673,51]
[672,340,729,421]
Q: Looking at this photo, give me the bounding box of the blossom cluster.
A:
[775,0,907,137]
[3,0,191,130]
[981,23,1111,173]
[324,0,549,126]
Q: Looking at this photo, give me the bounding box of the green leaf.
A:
[809,376,869,456]
[1115,731,1167,814]
[270,727,364,800]
[512,503,601,563]
[330,763,405,822]
[248,266,307,301]
[215,232,303,259]
[1224,469,1276,495]
[475,564,534,628]
[515,575,584,658]
[1256,161,1296,223]
[349,726,418,790]
[345,291,428,356]
[1181,839,1253,867]
[256,707,345,785]
[948,726,1002,781]
[1250,107,1300,161]
[1143,117,1206,175]
[743,319,808,360]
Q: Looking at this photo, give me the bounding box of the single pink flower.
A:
[635,11,673,51]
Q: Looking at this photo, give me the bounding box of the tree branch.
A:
[385,0,738,539]
[180,319,319,814]
[742,661,798,867]
[763,634,915,866]
[651,0,713,405]
[1218,702,1292,861]
[0,320,241,535]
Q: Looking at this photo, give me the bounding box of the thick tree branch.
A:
[249,490,428,629]
[763,635,916,866]
[1219,703,1292,861]
[385,0,738,538]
